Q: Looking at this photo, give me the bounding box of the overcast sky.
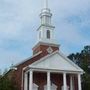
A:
[0,0,90,72]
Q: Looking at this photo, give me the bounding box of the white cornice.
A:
[37,24,55,31]
[29,51,84,74]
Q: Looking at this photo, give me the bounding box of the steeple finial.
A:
[44,0,48,8]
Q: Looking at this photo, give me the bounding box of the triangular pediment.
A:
[30,51,83,73]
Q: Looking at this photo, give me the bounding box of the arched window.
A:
[47,30,50,39]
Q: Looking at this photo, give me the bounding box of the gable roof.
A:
[14,51,42,67]
[29,51,83,73]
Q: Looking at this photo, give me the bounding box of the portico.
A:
[23,51,83,90]
[24,68,82,90]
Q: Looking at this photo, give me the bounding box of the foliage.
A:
[82,73,90,90]
[0,69,17,90]
[68,45,90,90]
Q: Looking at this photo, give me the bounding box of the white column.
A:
[47,71,51,90]
[29,70,33,90]
[78,74,82,90]
[70,75,73,90]
[24,73,28,90]
[63,73,67,90]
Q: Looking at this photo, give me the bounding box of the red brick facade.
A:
[32,43,59,55]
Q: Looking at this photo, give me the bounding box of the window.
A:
[27,72,30,90]
[47,30,50,39]
[39,31,41,39]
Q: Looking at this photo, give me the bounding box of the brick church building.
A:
[7,0,83,90]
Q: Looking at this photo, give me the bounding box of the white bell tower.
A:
[37,0,57,44]
[33,0,59,55]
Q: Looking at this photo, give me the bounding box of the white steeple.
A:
[33,0,59,55]
[44,0,48,9]
[40,0,52,26]
[37,0,58,45]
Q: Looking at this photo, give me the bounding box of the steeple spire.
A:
[45,0,48,8]
[40,0,52,26]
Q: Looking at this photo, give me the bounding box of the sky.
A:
[0,0,90,72]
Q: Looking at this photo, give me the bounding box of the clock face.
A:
[47,47,53,54]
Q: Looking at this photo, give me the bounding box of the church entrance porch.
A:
[24,70,81,90]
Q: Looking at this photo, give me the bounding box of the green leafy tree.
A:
[0,69,17,90]
[0,69,1,74]
[81,46,90,72]
[68,45,90,90]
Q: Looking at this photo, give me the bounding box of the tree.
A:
[0,69,17,90]
[0,77,16,90]
[0,69,1,74]
[81,46,90,73]
[68,45,90,90]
